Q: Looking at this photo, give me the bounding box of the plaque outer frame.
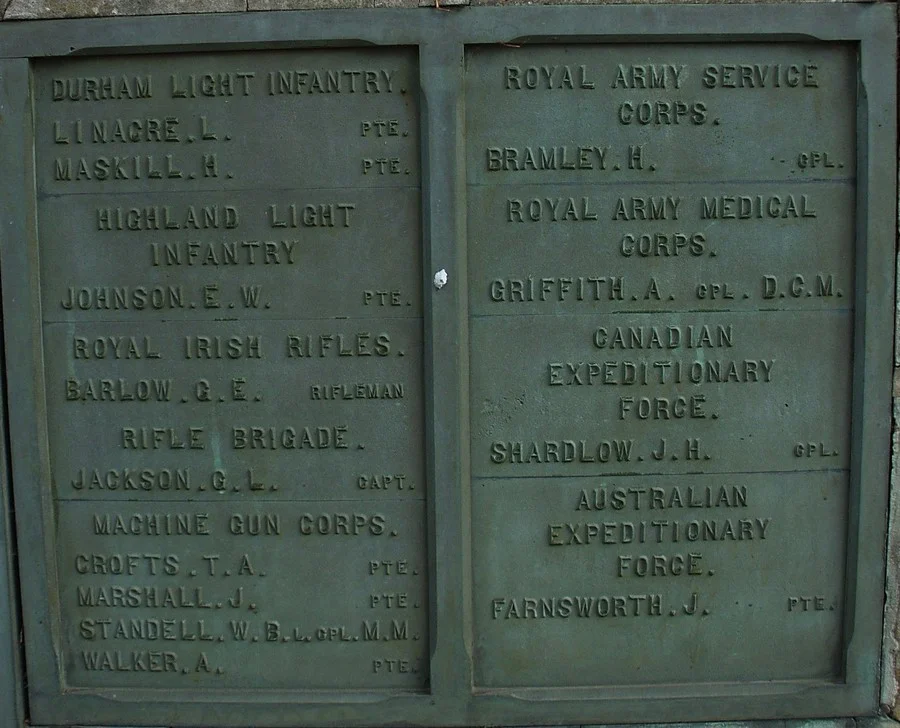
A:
[0,234,23,728]
[0,56,31,728]
[0,4,895,727]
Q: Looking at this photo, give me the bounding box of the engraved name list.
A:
[34,48,428,691]
[466,43,855,688]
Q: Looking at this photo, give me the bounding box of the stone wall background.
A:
[0,0,887,15]
[887,321,900,718]
[0,0,896,722]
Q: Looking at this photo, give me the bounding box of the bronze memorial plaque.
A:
[0,6,894,727]
[467,43,865,686]
[35,48,427,691]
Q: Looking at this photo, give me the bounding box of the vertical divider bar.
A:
[419,35,472,719]
[0,58,58,719]
[0,63,26,712]
[0,271,24,725]
[848,13,898,696]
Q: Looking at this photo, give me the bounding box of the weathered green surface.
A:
[466,42,856,688]
[0,57,30,728]
[0,335,22,728]
[0,5,894,727]
[38,45,428,693]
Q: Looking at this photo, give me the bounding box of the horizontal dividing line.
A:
[40,310,854,322]
[472,468,850,480]
[472,679,832,697]
[470,308,852,318]
[42,316,425,325]
[467,176,855,188]
[37,183,421,199]
[63,686,429,699]
[55,497,426,503]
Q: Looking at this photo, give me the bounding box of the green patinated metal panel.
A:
[466,42,856,688]
[40,45,429,693]
[37,48,428,695]
[0,332,22,728]
[0,5,893,727]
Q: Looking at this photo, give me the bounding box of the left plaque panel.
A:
[32,49,427,692]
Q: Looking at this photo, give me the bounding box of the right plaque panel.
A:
[466,43,856,688]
